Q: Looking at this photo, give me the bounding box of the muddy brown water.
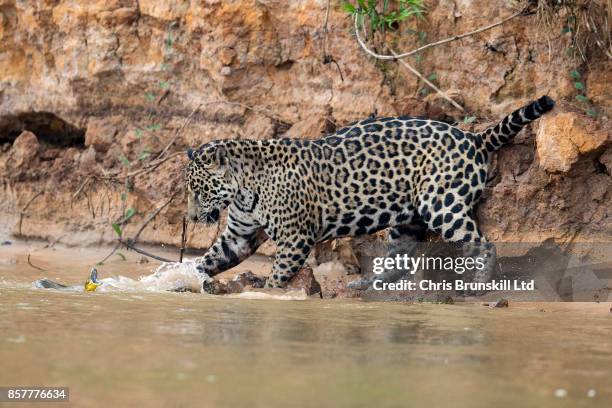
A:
[1,243,611,408]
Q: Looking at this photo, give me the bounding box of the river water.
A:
[1,243,611,407]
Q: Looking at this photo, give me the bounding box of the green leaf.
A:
[147,124,161,131]
[586,108,598,118]
[427,72,437,82]
[145,92,156,101]
[138,150,151,161]
[159,81,169,89]
[569,70,581,79]
[118,154,131,167]
[165,35,173,47]
[463,116,477,124]
[120,192,127,202]
[418,31,427,43]
[342,2,356,13]
[111,223,122,238]
[574,82,585,91]
[124,207,136,221]
[135,128,143,138]
[575,95,589,103]
[115,252,127,261]
[357,0,366,10]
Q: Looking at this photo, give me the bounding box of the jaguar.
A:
[185,96,555,289]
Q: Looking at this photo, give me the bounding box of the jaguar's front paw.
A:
[202,279,228,295]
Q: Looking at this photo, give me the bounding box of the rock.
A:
[10,130,39,169]
[284,115,327,140]
[218,47,236,65]
[139,0,189,21]
[103,144,124,168]
[78,146,97,173]
[202,279,229,295]
[536,111,608,172]
[286,266,321,296]
[599,148,612,173]
[313,238,360,275]
[422,90,465,121]
[486,298,509,308]
[242,115,276,140]
[440,296,454,304]
[312,261,359,299]
[112,7,139,25]
[226,270,266,293]
[202,269,318,296]
[85,117,119,153]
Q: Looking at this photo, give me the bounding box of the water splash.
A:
[97,260,212,293]
[31,260,308,300]
[33,259,211,293]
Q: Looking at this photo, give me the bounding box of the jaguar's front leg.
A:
[265,234,315,288]
[195,227,268,277]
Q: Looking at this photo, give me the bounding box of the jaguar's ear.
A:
[205,144,227,168]
[213,145,227,167]
[195,143,229,169]
[187,148,195,161]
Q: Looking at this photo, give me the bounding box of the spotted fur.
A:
[186,96,555,289]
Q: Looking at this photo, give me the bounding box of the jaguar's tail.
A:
[479,95,555,152]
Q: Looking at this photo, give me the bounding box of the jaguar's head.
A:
[185,143,238,225]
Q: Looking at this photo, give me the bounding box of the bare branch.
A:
[179,216,187,263]
[389,48,466,113]
[353,8,528,61]
[27,253,46,271]
[118,239,174,263]
[129,192,179,245]
[155,103,202,161]
[18,191,43,236]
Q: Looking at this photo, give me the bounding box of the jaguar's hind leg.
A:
[347,219,426,290]
[420,201,496,293]
[265,235,314,288]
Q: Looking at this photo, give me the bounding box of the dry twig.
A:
[389,48,466,112]
[18,191,43,236]
[27,253,46,271]
[96,193,179,265]
[155,103,202,161]
[129,192,179,245]
[118,239,174,263]
[179,216,187,263]
[353,7,529,61]
[72,177,92,201]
